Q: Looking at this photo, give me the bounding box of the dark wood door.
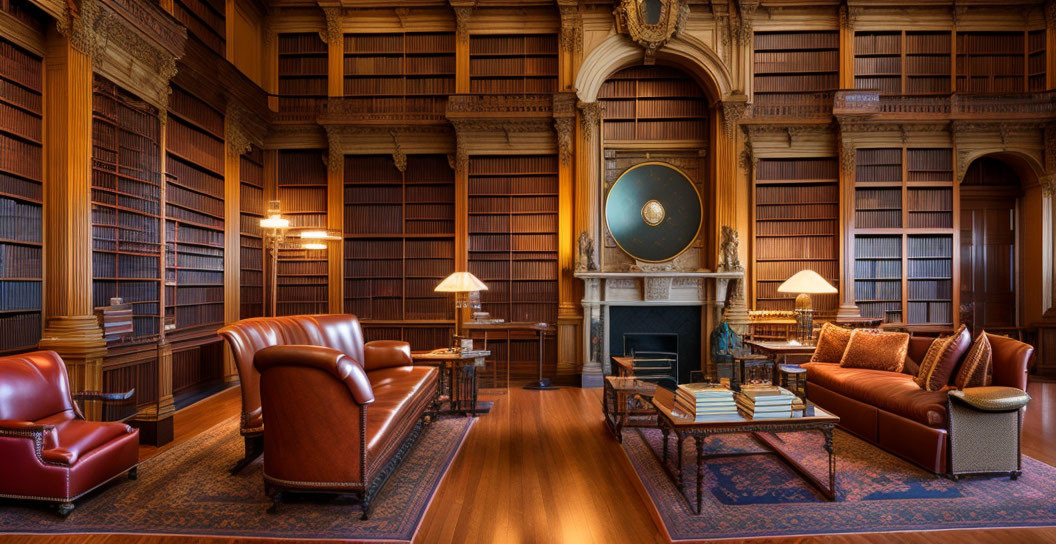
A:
[960,187,1017,334]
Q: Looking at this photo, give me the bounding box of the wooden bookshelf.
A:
[276,150,328,316]
[752,158,839,316]
[239,146,265,319]
[91,75,163,345]
[171,0,225,56]
[468,155,558,381]
[753,31,838,107]
[469,34,558,94]
[957,31,1031,93]
[343,32,455,115]
[906,31,952,95]
[0,36,42,353]
[277,33,327,112]
[1028,30,1046,92]
[854,31,901,95]
[854,147,955,325]
[165,87,225,335]
[0,0,46,32]
[343,155,454,347]
[598,65,708,142]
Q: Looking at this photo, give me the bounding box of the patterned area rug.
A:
[622,427,1056,541]
[0,415,475,542]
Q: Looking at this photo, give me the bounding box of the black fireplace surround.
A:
[608,305,701,385]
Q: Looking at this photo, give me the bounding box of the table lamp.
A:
[435,271,488,350]
[777,270,837,344]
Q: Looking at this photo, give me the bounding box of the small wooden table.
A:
[602,376,658,442]
[745,340,816,366]
[464,322,553,389]
[411,349,490,416]
[651,392,840,514]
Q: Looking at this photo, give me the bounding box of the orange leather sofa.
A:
[803,333,1033,474]
[219,315,439,518]
[0,351,140,516]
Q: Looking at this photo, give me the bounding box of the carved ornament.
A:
[453,5,473,43]
[321,7,342,45]
[1047,0,1056,28]
[578,101,602,144]
[390,130,406,173]
[1045,124,1056,172]
[225,103,258,156]
[446,94,554,117]
[559,4,583,54]
[613,0,690,62]
[555,117,574,166]
[735,0,759,44]
[325,126,343,172]
[721,96,749,141]
[1041,174,1056,196]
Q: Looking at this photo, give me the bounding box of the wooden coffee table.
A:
[651,392,839,514]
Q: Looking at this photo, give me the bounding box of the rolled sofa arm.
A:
[363,340,412,371]
[948,386,1031,412]
[255,345,375,405]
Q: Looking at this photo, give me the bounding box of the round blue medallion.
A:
[605,162,702,263]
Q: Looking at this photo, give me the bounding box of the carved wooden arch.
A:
[575,33,734,103]
[957,149,1046,187]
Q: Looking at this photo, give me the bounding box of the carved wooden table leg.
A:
[661,424,670,466]
[823,424,836,498]
[695,434,705,515]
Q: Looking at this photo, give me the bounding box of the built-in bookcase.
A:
[343,32,455,115]
[753,158,839,315]
[277,33,327,112]
[469,34,558,94]
[276,150,329,316]
[240,146,265,319]
[468,155,559,381]
[854,31,901,94]
[0,37,43,353]
[172,0,225,56]
[854,147,955,325]
[854,31,952,95]
[957,31,1039,93]
[165,87,225,335]
[91,75,163,344]
[753,31,839,106]
[1028,30,1046,92]
[343,155,454,349]
[598,65,708,142]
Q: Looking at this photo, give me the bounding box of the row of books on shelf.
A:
[93,200,160,228]
[756,204,838,220]
[345,77,454,96]
[907,302,952,324]
[855,166,902,182]
[601,99,708,118]
[165,158,220,198]
[0,101,42,142]
[908,259,952,277]
[344,259,450,278]
[91,283,158,308]
[855,281,901,301]
[854,33,901,55]
[345,33,454,54]
[165,222,224,247]
[855,236,901,257]
[278,34,326,55]
[345,56,456,75]
[278,151,328,183]
[755,238,836,260]
[957,57,1030,77]
[757,159,838,182]
[908,279,952,299]
[753,74,838,93]
[470,261,557,280]
[599,78,704,99]
[855,260,902,279]
[0,170,40,202]
[468,176,556,195]
[469,35,558,56]
[171,304,223,328]
[0,311,40,350]
[0,77,42,116]
[0,40,41,91]
[0,242,40,277]
[241,190,265,218]
[276,302,329,316]
[277,80,328,96]
[856,210,901,229]
[166,250,223,270]
[93,253,158,279]
[167,122,225,174]
[603,120,707,141]
[470,56,558,75]
[168,285,223,305]
[241,268,263,285]
[907,236,952,256]
[467,79,558,94]
[167,269,222,285]
[169,88,223,138]
[166,205,222,232]
[470,156,556,175]
[278,56,327,74]
[470,213,559,232]
[0,197,41,242]
[469,233,557,252]
[958,77,1042,94]
[856,188,901,209]
[754,54,838,74]
[0,280,39,310]
[754,32,838,52]
[347,156,452,182]
[277,259,328,275]
[756,260,838,280]
[0,133,42,181]
[957,32,1036,55]
[755,219,835,237]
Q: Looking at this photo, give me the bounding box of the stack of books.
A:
[673,383,737,421]
[736,385,797,419]
[94,300,133,343]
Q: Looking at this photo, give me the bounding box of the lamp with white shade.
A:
[435,271,488,350]
[777,269,838,344]
[259,200,341,316]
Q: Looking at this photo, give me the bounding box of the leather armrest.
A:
[255,345,375,405]
[0,420,53,434]
[949,386,1031,412]
[363,340,412,371]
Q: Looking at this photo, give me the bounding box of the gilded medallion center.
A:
[641,199,665,226]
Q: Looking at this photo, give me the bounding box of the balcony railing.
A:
[834,90,1056,120]
[747,92,835,121]
[445,94,555,118]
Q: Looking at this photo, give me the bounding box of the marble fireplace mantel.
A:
[574,270,745,387]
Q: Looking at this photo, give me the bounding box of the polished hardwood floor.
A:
[6,380,1056,544]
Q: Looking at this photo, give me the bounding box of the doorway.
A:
[959,157,1021,335]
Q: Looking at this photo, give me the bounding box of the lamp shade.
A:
[435,271,488,293]
[777,269,837,295]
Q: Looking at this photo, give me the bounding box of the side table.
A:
[411,349,491,416]
[602,376,659,442]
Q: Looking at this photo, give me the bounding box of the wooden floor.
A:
[7,380,1056,544]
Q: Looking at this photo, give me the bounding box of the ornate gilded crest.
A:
[614,0,690,62]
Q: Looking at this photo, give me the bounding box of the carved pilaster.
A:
[321,7,342,45]
[454,127,469,173]
[956,149,973,183]
[840,141,856,176]
[225,104,253,156]
[453,5,472,43]
[577,100,601,144]
[559,4,583,54]
[325,126,342,173]
[554,117,574,166]
[721,96,748,141]
[736,0,759,44]
[56,0,104,60]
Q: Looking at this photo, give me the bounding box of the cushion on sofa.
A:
[839,329,909,372]
[954,332,993,389]
[810,323,853,363]
[914,325,970,392]
[804,362,949,427]
[365,366,438,463]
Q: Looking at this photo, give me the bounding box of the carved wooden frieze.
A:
[613,0,690,62]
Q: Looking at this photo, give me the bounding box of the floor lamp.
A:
[260,200,341,317]
[777,269,838,345]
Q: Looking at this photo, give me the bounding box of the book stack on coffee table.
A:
[736,385,797,419]
[672,383,737,421]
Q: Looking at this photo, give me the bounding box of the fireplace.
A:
[609,306,700,385]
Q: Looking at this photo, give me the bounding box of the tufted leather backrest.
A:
[217,315,366,434]
[988,333,1033,391]
[0,351,77,423]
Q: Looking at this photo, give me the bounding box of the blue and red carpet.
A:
[0,415,474,542]
[622,427,1056,541]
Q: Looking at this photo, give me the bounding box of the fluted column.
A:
[836,138,861,318]
[38,25,107,414]
[576,101,603,387]
[327,151,345,312]
[453,4,471,94]
[222,117,244,381]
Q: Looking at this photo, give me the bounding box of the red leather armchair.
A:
[0,351,140,516]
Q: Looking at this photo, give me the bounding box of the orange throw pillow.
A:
[954,332,993,389]
[838,329,910,372]
[810,323,852,363]
[914,325,971,392]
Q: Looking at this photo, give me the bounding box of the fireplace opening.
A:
[623,333,678,387]
[609,306,701,385]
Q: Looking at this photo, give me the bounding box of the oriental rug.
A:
[622,427,1056,541]
[0,415,475,542]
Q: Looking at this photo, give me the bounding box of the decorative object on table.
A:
[670,382,737,421]
[605,162,702,263]
[777,269,838,345]
[259,200,341,317]
[948,386,1032,479]
[709,320,742,382]
[747,310,797,341]
[411,349,491,416]
[460,338,474,351]
[434,271,489,350]
[576,231,597,271]
[735,385,796,418]
[602,376,660,442]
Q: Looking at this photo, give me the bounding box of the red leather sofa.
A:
[0,351,140,515]
[219,314,438,518]
[803,333,1033,474]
